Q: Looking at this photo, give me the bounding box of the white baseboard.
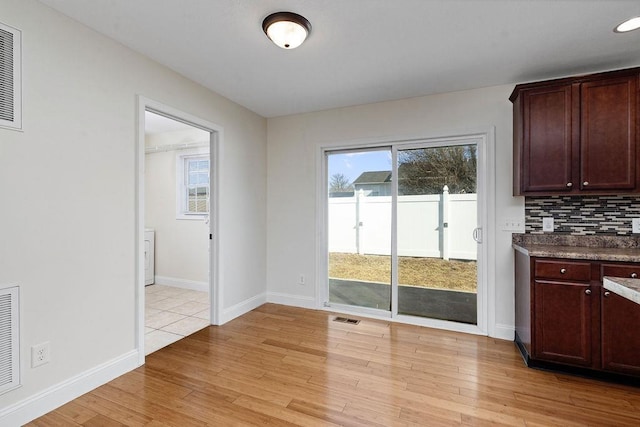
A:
[492,323,515,341]
[0,350,139,427]
[220,292,267,324]
[263,293,514,341]
[153,276,208,292]
[267,292,316,309]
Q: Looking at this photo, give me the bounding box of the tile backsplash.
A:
[525,195,640,235]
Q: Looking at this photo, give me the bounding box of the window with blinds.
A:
[0,21,21,130]
[175,148,210,220]
[185,157,210,214]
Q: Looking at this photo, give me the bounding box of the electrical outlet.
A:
[542,217,554,232]
[298,274,305,285]
[31,342,50,368]
[633,218,640,234]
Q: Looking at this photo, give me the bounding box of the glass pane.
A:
[198,173,209,184]
[198,160,209,170]
[188,171,197,185]
[327,149,392,311]
[397,145,477,324]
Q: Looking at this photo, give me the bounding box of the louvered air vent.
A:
[333,316,360,325]
[0,286,19,395]
[0,21,21,130]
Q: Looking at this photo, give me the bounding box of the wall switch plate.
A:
[542,217,554,232]
[502,217,525,232]
[298,274,305,285]
[31,342,50,368]
[633,218,640,234]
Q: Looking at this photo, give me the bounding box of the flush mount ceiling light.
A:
[262,12,311,49]
[614,16,640,33]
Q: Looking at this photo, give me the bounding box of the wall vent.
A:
[0,21,22,131]
[0,286,19,395]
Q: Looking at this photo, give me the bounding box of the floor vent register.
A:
[333,316,360,325]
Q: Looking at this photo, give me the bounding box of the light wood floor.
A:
[29,304,640,426]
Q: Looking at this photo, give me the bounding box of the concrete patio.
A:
[329,278,477,324]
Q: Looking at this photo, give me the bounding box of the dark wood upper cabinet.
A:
[581,76,637,191]
[511,68,639,196]
[520,84,575,192]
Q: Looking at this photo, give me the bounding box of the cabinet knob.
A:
[583,181,589,186]
[560,268,567,274]
[585,289,591,295]
[631,273,638,278]
[566,182,573,187]
[604,291,611,297]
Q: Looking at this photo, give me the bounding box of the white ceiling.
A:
[144,111,193,134]
[39,0,640,118]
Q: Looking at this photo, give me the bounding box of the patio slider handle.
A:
[472,227,482,243]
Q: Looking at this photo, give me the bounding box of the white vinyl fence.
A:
[329,187,477,261]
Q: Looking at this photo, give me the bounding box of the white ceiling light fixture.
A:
[614,16,640,33]
[262,12,311,49]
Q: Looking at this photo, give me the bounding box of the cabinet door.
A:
[602,264,640,280]
[581,76,637,191]
[533,280,592,366]
[521,85,576,193]
[601,290,640,375]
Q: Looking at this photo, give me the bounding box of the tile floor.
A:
[145,284,210,355]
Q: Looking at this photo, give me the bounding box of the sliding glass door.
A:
[396,144,478,324]
[327,149,392,310]
[325,138,482,326]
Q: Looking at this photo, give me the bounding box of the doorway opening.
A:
[143,111,210,354]
[323,134,489,334]
[136,97,221,364]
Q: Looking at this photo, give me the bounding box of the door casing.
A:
[317,130,495,336]
[136,96,223,365]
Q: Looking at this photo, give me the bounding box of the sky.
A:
[327,150,392,184]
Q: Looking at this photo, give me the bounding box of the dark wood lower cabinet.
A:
[515,252,640,381]
[601,290,640,376]
[533,280,592,366]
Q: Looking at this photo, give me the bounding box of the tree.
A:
[398,145,477,195]
[329,173,352,193]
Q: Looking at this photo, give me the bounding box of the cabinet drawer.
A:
[534,259,591,281]
[602,264,640,279]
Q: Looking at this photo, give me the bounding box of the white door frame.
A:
[135,96,223,365]
[317,129,495,337]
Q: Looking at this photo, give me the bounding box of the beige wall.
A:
[0,0,530,418]
[0,0,266,412]
[266,85,525,339]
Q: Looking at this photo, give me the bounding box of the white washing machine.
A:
[144,228,155,285]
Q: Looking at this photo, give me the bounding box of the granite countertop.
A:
[603,277,640,305]
[512,234,640,262]
[513,234,640,303]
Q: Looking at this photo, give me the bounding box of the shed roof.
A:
[352,171,391,185]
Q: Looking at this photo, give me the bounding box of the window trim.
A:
[176,147,210,220]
